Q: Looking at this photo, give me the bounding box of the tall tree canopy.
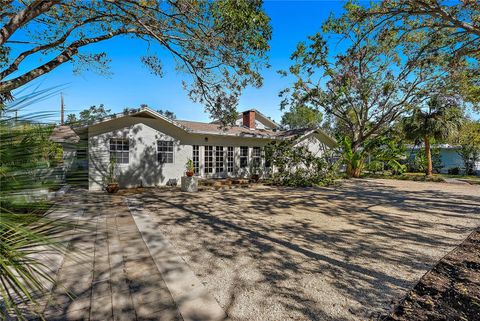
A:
[0,0,271,122]
[280,105,322,129]
[65,104,110,125]
[280,3,447,153]
[364,0,480,63]
[354,0,480,105]
[451,119,480,175]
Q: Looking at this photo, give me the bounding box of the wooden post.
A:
[60,93,64,125]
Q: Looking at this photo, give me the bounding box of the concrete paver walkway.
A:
[127,198,226,321]
[37,191,191,321]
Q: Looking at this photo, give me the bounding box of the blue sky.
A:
[12,0,352,124]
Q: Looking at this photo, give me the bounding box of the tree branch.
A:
[0,0,60,46]
[0,28,137,93]
[0,16,104,80]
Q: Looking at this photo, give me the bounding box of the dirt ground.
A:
[384,227,480,321]
[131,179,480,321]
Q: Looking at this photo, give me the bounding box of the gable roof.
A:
[278,128,337,148]
[176,120,277,138]
[49,125,80,144]
[69,106,336,146]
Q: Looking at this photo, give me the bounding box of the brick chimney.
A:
[242,110,256,129]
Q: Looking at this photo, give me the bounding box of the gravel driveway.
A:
[132,179,480,321]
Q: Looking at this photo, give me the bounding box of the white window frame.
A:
[193,145,200,175]
[252,146,261,167]
[240,146,248,168]
[204,146,213,174]
[109,138,129,164]
[227,146,234,173]
[215,146,224,173]
[157,140,174,164]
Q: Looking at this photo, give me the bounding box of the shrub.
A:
[407,147,443,173]
[367,160,384,174]
[448,167,460,175]
[363,135,406,176]
[264,140,339,187]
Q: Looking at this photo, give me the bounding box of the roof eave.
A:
[185,129,278,139]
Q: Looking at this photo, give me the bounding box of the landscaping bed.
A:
[383,228,480,321]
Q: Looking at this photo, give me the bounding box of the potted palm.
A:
[181,159,198,192]
[185,159,195,177]
[105,157,119,193]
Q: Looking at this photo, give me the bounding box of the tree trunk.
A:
[425,136,433,176]
[346,143,364,178]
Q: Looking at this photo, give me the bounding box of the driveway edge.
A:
[125,197,227,321]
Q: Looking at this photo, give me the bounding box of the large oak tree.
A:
[281,5,446,148]
[364,0,480,62]
[0,0,271,122]
[357,0,480,105]
[279,3,462,177]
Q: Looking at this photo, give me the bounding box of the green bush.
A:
[264,140,339,187]
[367,160,384,174]
[447,167,461,175]
[407,147,443,173]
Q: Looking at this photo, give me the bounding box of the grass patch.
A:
[364,172,480,184]
[363,172,446,182]
[437,174,480,184]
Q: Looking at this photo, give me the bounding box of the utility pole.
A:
[60,92,64,125]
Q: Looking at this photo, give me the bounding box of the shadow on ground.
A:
[131,179,480,321]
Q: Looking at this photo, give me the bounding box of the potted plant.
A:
[105,157,119,193]
[185,159,195,177]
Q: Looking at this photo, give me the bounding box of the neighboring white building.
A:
[64,107,336,191]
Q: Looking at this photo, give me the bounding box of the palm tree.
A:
[1,89,72,319]
[403,96,463,176]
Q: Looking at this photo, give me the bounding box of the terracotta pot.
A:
[186,170,194,177]
[106,183,119,193]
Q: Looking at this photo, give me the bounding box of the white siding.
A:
[294,133,330,157]
[87,116,275,190]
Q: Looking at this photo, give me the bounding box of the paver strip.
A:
[126,198,227,321]
[37,192,183,321]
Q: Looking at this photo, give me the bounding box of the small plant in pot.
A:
[185,159,195,177]
[105,156,119,193]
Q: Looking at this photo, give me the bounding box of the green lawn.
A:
[363,172,480,184]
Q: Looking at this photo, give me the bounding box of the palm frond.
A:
[0,85,75,320]
[0,211,72,320]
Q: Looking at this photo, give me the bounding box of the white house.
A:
[66,107,336,191]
